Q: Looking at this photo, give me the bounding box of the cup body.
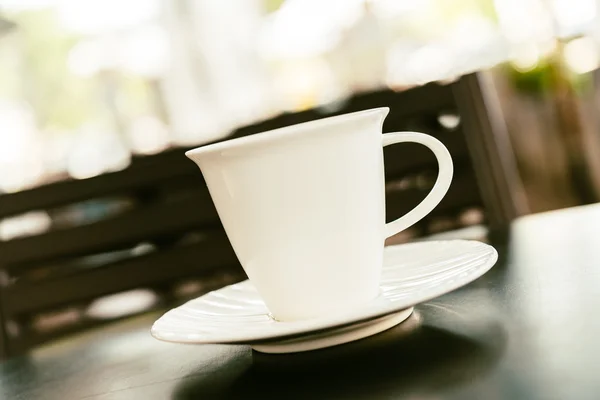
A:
[187,108,390,321]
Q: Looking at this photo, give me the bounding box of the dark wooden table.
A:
[2,204,600,399]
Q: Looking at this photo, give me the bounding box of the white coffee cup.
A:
[186,107,453,322]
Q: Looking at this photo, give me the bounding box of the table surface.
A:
[2,204,600,400]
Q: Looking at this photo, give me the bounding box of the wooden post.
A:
[0,279,9,359]
[453,73,530,227]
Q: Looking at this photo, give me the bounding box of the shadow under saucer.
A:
[173,300,507,400]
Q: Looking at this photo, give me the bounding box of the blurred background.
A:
[1,0,599,200]
[2,0,600,357]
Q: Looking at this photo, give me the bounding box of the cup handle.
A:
[383,131,453,238]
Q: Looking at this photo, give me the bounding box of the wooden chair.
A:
[0,150,245,358]
[231,72,527,236]
[0,72,526,358]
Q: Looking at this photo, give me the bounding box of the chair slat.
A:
[345,84,455,116]
[386,164,482,222]
[0,149,198,218]
[0,192,220,267]
[384,134,468,179]
[3,235,239,315]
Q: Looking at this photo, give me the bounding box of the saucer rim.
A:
[151,240,498,344]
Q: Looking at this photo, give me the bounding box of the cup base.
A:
[251,307,413,354]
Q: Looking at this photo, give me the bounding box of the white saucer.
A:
[151,240,497,353]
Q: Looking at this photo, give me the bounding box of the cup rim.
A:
[185,107,390,159]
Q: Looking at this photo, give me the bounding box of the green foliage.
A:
[263,0,286,13]
[0,9,159,133]
[504,55,594,98]
[0,9,99,129]
[504,61,555,96]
